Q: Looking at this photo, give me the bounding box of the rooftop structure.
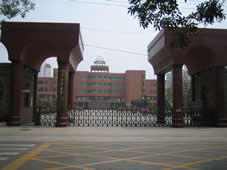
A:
[91,57,109,72]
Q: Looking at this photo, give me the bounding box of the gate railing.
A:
[36,107,202,127]
[67,108,160,127]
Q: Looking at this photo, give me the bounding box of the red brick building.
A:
[37,58,157,108]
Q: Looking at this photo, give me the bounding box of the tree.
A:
[128,0,226,46]
[0,0,35,19]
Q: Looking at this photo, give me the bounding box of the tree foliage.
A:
[128,0,226,46]
[131,98,148,108]
[0,0,35,19]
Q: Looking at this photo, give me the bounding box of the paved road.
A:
[0,127,227,169]
[0,142,39,169]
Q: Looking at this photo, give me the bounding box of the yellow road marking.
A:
[127,159,175,167]
[2,143,50,170]
[44,148,119,160]
[45,167,95,170]
[3,142,227,170]
[170,153,206,160]
[162,155,227,170]
[31,157,85,169]
[38,142,227,169]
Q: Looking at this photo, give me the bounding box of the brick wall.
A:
[0,64,11,122]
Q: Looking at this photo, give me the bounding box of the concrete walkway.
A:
[0,127,227,142]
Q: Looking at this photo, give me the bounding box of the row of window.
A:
[150,90,157,94]
[38,88,48,92]
[39,94,51,98]
[38,94,56,99]
[38,79,157,86]
[38,81,48,85]
[38,87,156,94]
[78,75,123,80]
[77,82,122,87]
[77,89,122,94]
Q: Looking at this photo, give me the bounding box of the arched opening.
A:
[36,57,58,113]
[182,65,192,109]
[165,71,172,114]
[0,42,11,63]
[0,43,11,122]
[1,22,84,127]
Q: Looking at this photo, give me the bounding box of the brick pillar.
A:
[68,71,75,109]
[191,74,196,102]
[172,65,184,127]
[33,72,39,125]
[216,66,227,126]
[8,61,24,126]
[157,73,165,124]
[56,61,69,127]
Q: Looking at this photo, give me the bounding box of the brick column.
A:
[56,61,69,127]
[216,66,227,126]
[191,74,196,102]
[172,65,184,127]
[33,72,39,125]
[7,61,24,126]
[157,73,165,124]
[68,71,75,109]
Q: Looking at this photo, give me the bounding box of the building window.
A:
[88,89,96,93]
[112,90,122,94]
[88,75,96,79]
[97,89,102,93]
[142,81,145,86]
[88,82,96,86]
[78,75,87,79]
[77,82,87,86]
[38,81,43,84]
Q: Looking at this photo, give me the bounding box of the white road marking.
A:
[0,152,19,155]
[0,157,8,161]
[0,144,35,147]
[0,148,28,151]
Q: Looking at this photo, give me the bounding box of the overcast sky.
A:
[0,0,226,79]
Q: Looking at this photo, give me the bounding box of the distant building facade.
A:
[37,58,157,108]
[38,62,52,77]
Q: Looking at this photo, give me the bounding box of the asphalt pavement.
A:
[0,127,227,169]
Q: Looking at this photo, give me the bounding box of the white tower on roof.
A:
[91,56,109,72]
[94,56,106,65]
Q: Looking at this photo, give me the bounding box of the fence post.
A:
[34,106,41,126]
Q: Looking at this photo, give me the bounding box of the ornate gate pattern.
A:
[38,108,201,127]
[68,109,160,127]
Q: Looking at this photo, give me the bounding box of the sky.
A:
[0,0,226,79]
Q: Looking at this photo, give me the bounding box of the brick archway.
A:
[1,22,84,127]
[148,28,227,127]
